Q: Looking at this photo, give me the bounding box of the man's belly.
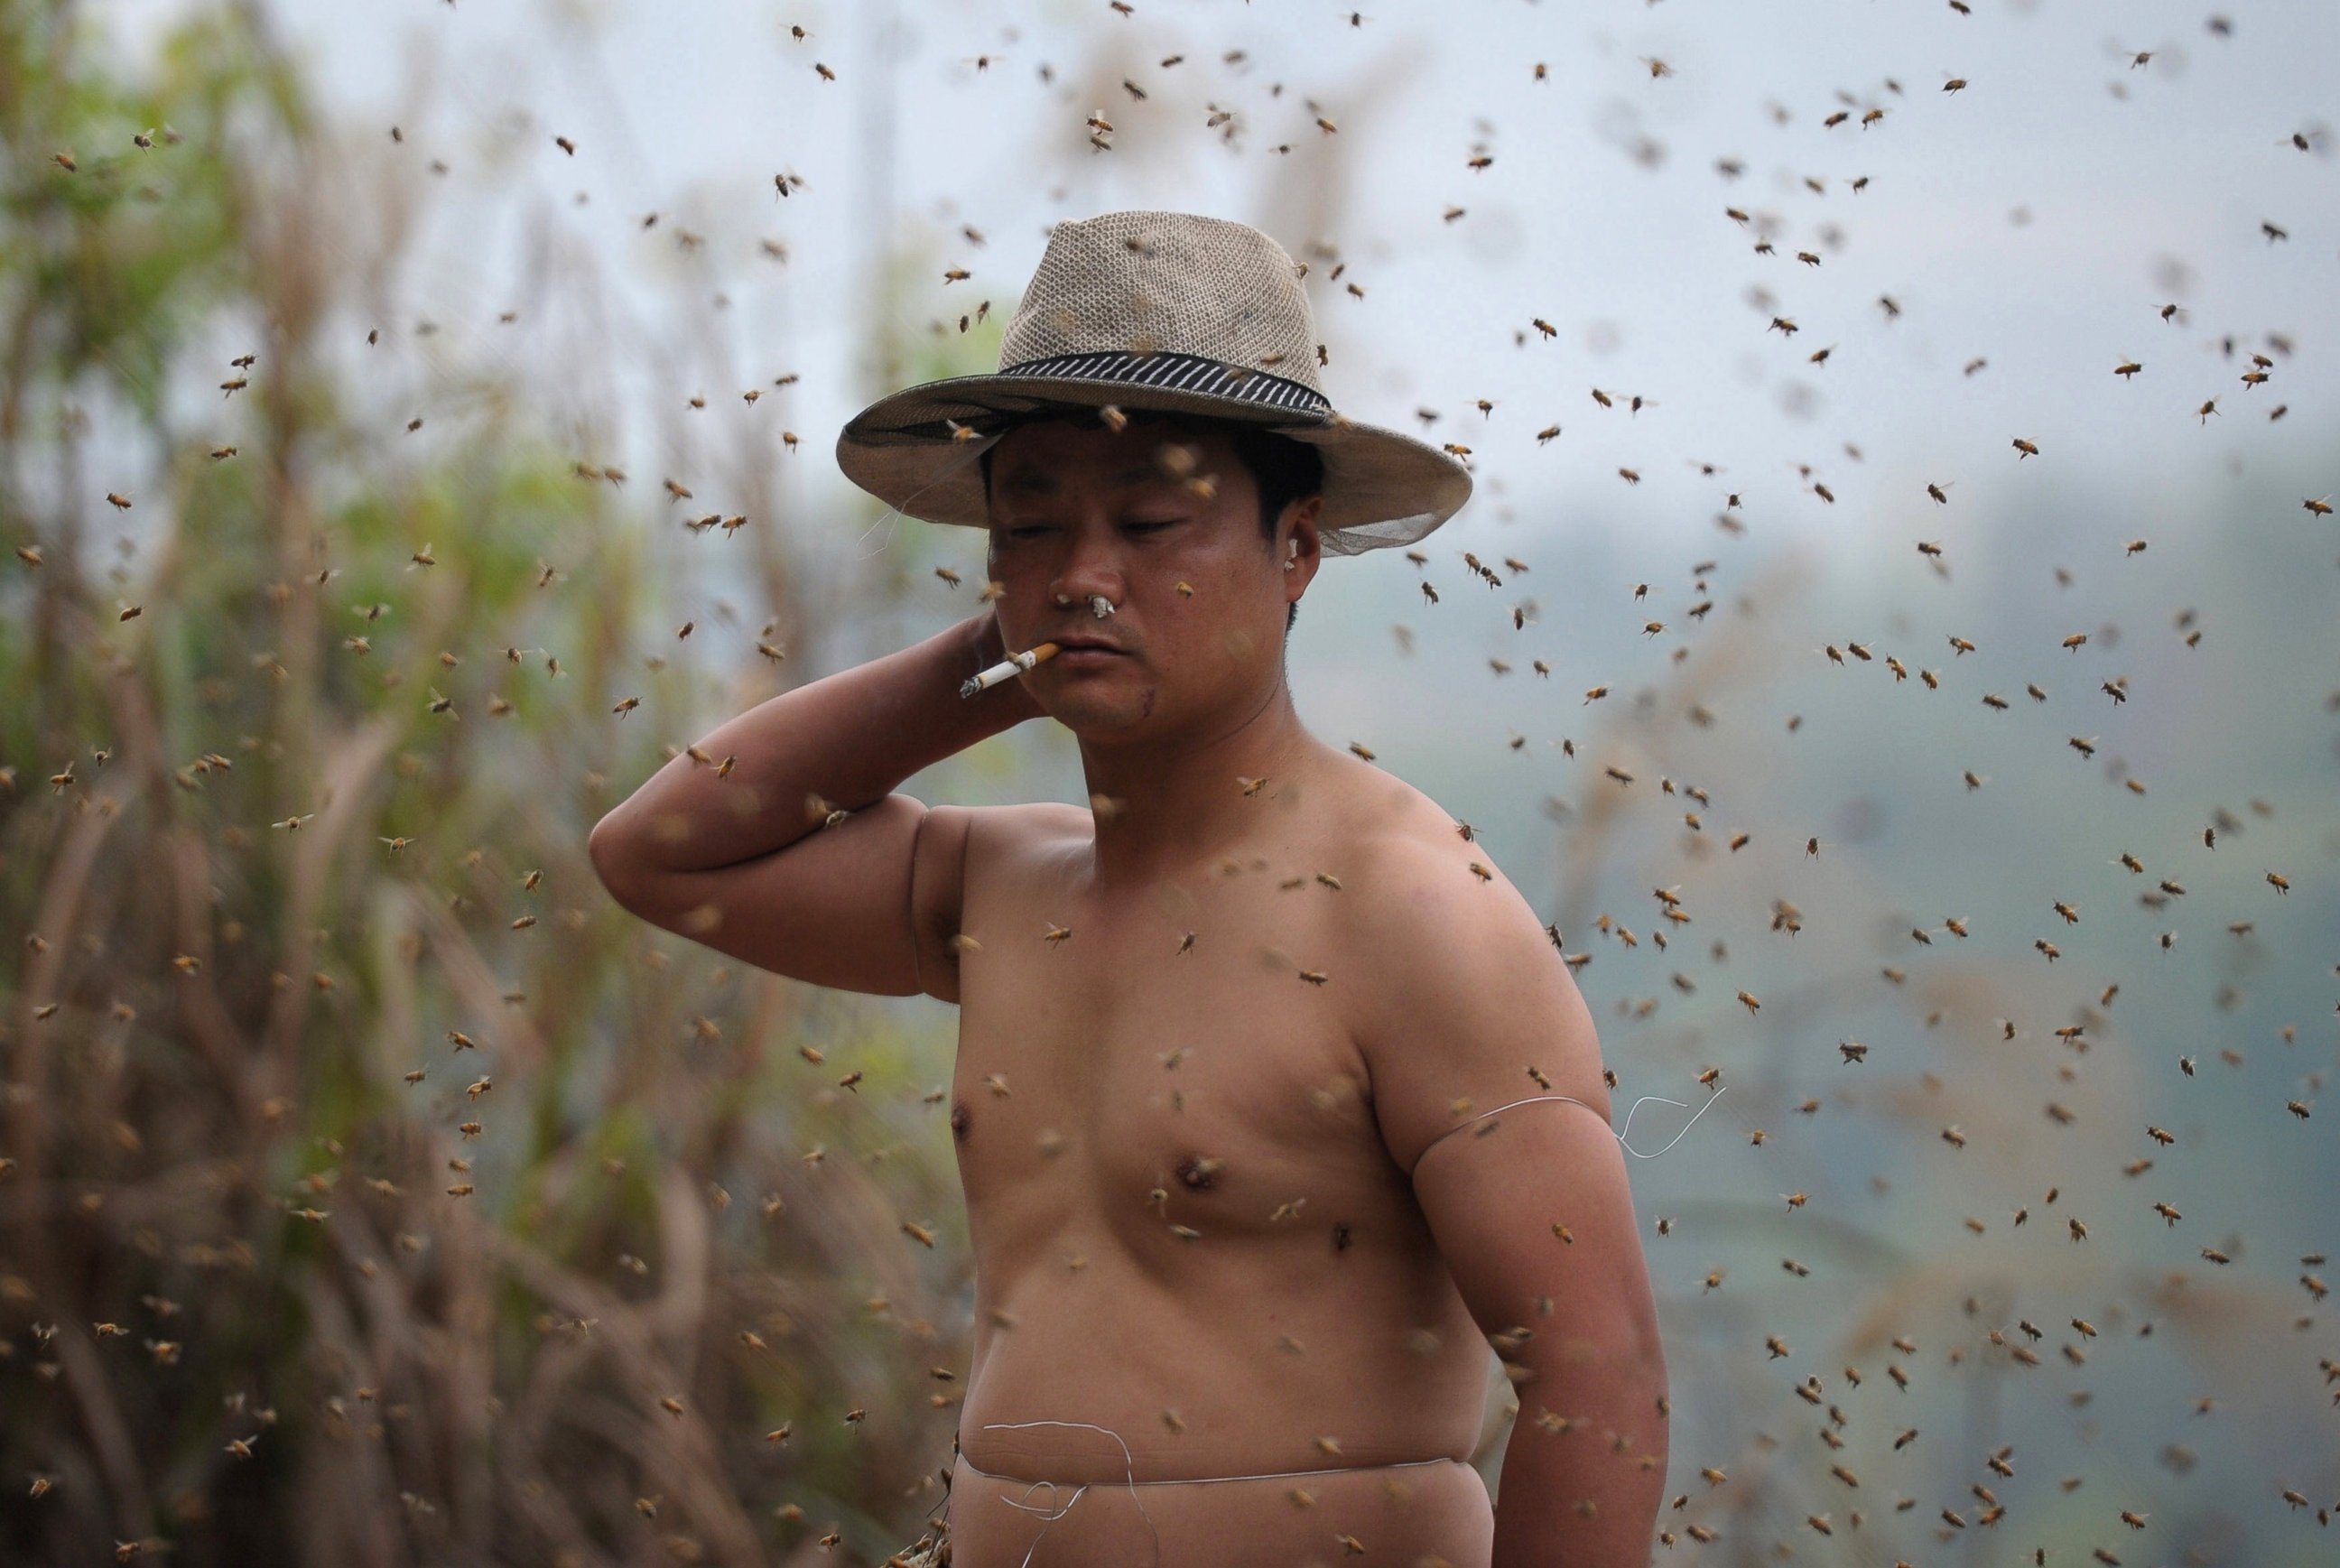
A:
[941,1245,1497,1565]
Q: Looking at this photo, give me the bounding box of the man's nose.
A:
[1049,515,1128,600]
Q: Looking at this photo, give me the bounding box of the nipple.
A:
[1175,1154,1223,1190]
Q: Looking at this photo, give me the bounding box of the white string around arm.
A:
[1411,1086,1729,1172]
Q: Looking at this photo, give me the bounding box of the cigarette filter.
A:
[960,640,1061,699]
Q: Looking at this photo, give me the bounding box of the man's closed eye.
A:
[1006,521,1175,538]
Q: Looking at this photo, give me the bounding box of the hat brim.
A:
[834,370,1472,557]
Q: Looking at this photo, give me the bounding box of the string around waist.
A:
[949,1419,1469,1568]
[954,1448,1464,1489]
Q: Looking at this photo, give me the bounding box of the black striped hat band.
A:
[995,349,1332,415]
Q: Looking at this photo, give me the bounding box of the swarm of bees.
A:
[7,5,2335,1568]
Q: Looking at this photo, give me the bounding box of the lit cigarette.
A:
[961,641,1062,700]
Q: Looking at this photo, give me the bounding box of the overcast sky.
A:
[83,0,2340,869]
[100,0,2337,556]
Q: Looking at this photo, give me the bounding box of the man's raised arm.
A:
[588,611,1038,885]
[583,610,1045,996]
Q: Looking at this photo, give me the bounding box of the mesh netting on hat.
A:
[997,210,1324,388]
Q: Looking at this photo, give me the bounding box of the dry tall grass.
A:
[2,9,970,1563]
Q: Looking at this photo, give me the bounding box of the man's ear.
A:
[1283,496,1325,593]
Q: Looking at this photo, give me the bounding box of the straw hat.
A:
[835,210,1472,556]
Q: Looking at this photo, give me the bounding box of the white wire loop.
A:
[1413,1086,1728,1170]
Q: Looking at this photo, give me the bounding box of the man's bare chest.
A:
[948,841,1415,1273]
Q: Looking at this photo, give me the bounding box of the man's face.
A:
[984,415,1316,741]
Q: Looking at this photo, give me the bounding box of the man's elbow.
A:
[1636,1333,1670,1417]
[587,816,645,906]
[1638,1329,1675,1404]
[1518,1307,1667,1397]
[1628,1301,1669,1391]
[1592,1304,1670,1396]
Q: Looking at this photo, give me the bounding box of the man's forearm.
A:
[1490,1349,1669,1568]
[590,612,1037,877]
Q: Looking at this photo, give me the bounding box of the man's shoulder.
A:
[1325,790,1602,1171]
[944,800,1091,895]
[1327,784,1546,970]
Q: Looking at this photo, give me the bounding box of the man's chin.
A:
[1047,690,1165,736]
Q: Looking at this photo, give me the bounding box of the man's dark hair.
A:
[979,408,1326,638]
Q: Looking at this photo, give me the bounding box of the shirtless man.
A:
[588,212,1667,1568]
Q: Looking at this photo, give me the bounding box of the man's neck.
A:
[1072,671,1325,891]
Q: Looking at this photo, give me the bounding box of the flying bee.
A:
[2012,437,2038,458]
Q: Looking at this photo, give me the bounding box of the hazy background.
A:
[3,0,2335,1564]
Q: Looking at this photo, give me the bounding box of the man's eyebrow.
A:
[994,463,1175,496]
